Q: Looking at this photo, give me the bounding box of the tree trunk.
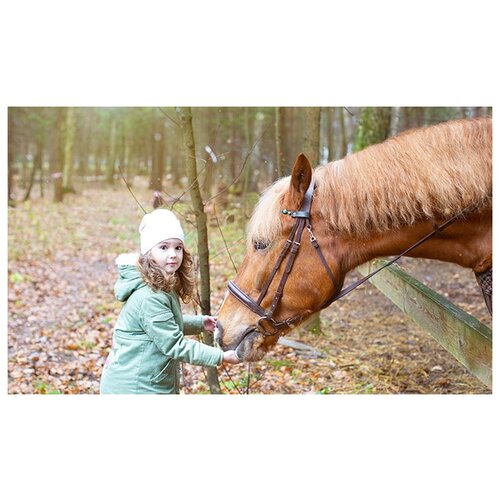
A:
[39,153,45,198]
[62,107,76,193]
[390,106,400,136]
[8,110,16,206]
[339,108,348,157]
[23,161,37,202]
[303,107,321,167]
[106,118,117,184]
[20,143,29,190]
[51,108,65,203]
[283,107,297,175]
[123,139,131,182]
[414,107,424,127]
[94,141,101,179]
[23,137,43,201]
[275,107,286,178]
[326,107,334,161]
[117,121,126,180]
[400,107,411,131]
[354,107,392,152]
[78,108,93,178]
[177,106,221,394]
[302,107,322,333]
[473,107,482,118]
[242,107,254,217]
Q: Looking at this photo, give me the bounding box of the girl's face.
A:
[150,239,184,273]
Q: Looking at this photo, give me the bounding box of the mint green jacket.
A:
[100,255,223,394]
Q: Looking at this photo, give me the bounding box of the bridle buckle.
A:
[306,224,317,243]
[256,316,277,336]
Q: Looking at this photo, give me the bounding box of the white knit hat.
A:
[139,209,185,255]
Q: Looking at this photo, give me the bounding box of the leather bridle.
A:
[227,177,336,337]
[227,176,469,338]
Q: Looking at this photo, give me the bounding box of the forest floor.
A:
[7,178,492,395]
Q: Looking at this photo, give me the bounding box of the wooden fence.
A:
[357,259,492,389]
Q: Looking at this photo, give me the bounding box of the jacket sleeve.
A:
[183,314,203,336]
[139,296,223,367]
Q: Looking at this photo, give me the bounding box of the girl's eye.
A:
[253,239,270,251]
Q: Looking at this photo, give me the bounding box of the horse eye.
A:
[253,239,270,251]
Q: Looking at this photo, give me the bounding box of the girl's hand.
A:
[203,315,218,333]
[222,350,241,364]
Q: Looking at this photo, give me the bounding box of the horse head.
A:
[216,154,347,362]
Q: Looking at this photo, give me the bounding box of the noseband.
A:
[227,178,337,336]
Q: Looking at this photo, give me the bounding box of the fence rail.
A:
[357,259,492,389]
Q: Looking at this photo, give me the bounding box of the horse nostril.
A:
[216,320,224,336]
[214,320,224,348]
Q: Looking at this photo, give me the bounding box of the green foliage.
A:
[78,340,97,350]
[354,383,374,394]
[221,373,260,392]
[9,272,25,284]
[354,107,392,152]
[317,386,334,394]
[267,359,293,369]
[34,379,61,394]
[244,192,260,209]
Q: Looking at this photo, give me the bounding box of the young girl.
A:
[100,208,240,394]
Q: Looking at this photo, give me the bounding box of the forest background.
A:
[9,106,491,207]
[8,106,491,395]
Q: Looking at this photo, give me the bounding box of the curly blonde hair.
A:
[137,247,195,303]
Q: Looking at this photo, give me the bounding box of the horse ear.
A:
[288,153,312,207]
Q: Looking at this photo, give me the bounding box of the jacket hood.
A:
[114,253,146,301]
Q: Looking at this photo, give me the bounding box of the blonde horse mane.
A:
[248,118,491,246]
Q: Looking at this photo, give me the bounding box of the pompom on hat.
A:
[139,209,185,255]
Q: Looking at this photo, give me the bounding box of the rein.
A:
[227,176,469,337]
[325,208,468,305]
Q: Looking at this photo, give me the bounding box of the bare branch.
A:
[211,236,245,259]
[203,125,270,205]
[157,107,181,128]
[169,153,212,209]
[117,163,147,214]
[212,204,238,273]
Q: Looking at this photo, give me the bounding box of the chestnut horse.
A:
[216,118,492,362]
